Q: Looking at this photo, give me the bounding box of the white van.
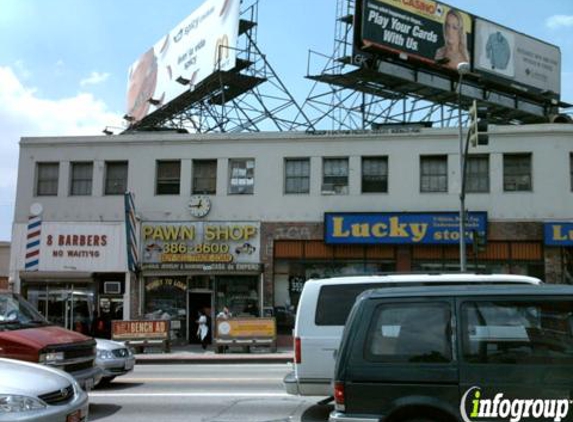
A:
[283,273,542,397]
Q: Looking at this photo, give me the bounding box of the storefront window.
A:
[144,277,187,342]
[215,276,259,317]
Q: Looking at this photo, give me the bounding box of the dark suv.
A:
[330,285,573,422]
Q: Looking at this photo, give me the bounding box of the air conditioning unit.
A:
[103,281,121,295]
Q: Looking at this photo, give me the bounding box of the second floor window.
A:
[362,156,388,193]
[322,158,349,194]
[229,158,254,194]
[156,160,181,195]
[466,155,489,193]
[285,158,310,194]
[192,160,217,194]
[504,153,532,192]
[420,155,447,193]
[105,161,128,195]
[70,162,93,196]
[36,162,59,196]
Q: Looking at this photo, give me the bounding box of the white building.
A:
[9,123,573,342]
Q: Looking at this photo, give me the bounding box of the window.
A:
[466,155,489,193]
[192,160,217,194]
[504,153,532,191]
[285,158,310,194]
[462,300,573,364]
[70,162,93,196]
[36,162,59,196]
[104,161,128,195]
[156,160,181,195]
[322,158,348,194]
[366,302,452,363]
[228,158,254,194]
[420,155,447,193]
[362,156,388,193]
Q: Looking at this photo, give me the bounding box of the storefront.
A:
[18,222,129,337]
[140,221,262,344]
[270,212,547,334]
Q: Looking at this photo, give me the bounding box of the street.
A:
[88,363,333,422]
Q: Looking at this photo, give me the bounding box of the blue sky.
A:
[0,0,571,241]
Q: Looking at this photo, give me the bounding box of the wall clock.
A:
[188,195,211,218]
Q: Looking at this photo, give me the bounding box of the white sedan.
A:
[95,338,135,386]
[0,357,88,422]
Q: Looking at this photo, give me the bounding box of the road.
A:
[88,363,333,422]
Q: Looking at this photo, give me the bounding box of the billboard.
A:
[356,0,473,71]
[126,0,240,123]
[474,19,561,95]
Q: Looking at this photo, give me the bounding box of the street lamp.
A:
[457,61,470,272]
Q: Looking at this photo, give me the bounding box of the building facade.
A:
[9,124,573,341]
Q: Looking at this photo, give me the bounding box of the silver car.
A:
[95,338,135,385]
[0,357,88,422]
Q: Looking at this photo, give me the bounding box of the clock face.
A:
[188,195,211,218]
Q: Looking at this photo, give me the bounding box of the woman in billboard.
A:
[435,8,470,70]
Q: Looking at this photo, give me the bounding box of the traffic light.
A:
[472,230,487,253]
[468,100,489,146]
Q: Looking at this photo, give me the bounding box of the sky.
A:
[0,0,571,241]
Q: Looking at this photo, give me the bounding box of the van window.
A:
[365,302,452,363]
[461,300,573,364]
[315,283,397,326]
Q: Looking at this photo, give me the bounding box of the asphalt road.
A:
[88,363,333,422]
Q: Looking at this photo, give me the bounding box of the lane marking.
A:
[90,392,291,398]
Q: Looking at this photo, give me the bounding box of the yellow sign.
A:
[216,318,276,339]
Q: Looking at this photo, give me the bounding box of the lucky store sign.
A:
[141,222,260,264]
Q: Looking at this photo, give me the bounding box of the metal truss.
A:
[301,0,562,131]
[126,0,313,134]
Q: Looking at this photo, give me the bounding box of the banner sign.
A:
[141,222,260,267]
[358,0,473,71]
[126,0,240,122]
[544,223,573,246]
[325,212,487,244]
[474,19,561,94]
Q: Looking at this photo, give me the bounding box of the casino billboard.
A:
[355,0,473,71]
[126,0,240,123]
[473,19,561,95]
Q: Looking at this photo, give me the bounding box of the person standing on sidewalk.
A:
[196,310,209,350]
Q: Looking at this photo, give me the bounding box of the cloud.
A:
[0,66,122,240]
[546,15,573,29]
[80,71,110,86]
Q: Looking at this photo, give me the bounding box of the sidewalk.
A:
[134,343,294,364]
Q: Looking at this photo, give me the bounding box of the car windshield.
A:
[0,293,50,329]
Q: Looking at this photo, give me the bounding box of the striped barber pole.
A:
[124,192,139,272]
[25,215,42,270]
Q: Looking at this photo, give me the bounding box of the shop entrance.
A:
[188,291,213,344]
[26,285,94,335]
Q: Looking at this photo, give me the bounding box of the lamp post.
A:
[457,61,470,272]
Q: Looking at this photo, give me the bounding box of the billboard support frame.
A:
[125,0,314,134]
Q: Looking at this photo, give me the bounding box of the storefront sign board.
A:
[325,212,487,244]
[544,223,573,246]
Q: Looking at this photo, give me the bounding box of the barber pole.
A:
[25,215,42,270]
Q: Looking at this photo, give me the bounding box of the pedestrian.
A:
[216,306,232,320]
[196,310,209,350]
